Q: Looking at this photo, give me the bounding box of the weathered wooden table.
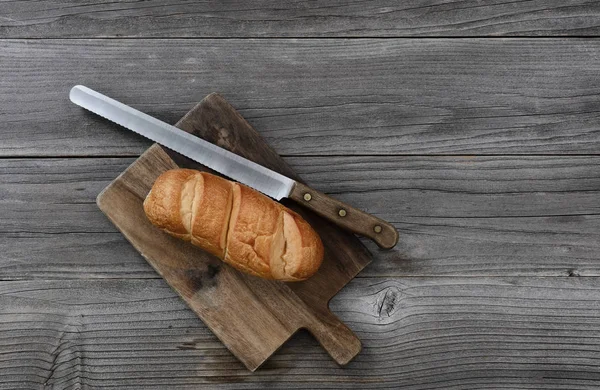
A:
[2,2,600,389]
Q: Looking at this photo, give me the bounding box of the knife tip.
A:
[69,85,80,103]
[69,85,88,104]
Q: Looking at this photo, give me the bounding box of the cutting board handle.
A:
[306,307,362,365]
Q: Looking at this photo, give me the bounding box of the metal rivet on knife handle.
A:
[303,193,312,201]
[290,182,399,249]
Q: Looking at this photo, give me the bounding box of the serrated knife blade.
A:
[69,85,294,200]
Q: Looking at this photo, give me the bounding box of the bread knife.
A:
[70,85,399,249]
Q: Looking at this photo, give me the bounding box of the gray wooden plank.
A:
[1,1,600,38]
[3,38,600,156]
[2,277,600,388]
[1,156,598,279]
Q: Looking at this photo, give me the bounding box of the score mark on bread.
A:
[143,169,324,281]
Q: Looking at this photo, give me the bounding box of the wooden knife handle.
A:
[290,182,399,249]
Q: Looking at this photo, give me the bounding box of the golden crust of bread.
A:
[143,169,198,240]
[190,172,233,258]
[143,169,324,281]
[280,209,325,281]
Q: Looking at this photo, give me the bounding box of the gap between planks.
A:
[4,154,600,159]
[6,36,600,40]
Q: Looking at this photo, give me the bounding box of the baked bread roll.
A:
[143,169,324,281]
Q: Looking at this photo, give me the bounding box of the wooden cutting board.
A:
[97,94,372,371]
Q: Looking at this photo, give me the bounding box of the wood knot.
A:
[568,269,580,277]
[183,264,221,296]
[376,287,402,318]
[176,338,207,354]
[177,340,199,350]
[216,127,232,149]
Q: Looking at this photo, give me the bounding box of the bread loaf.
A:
[143,169,324,281]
